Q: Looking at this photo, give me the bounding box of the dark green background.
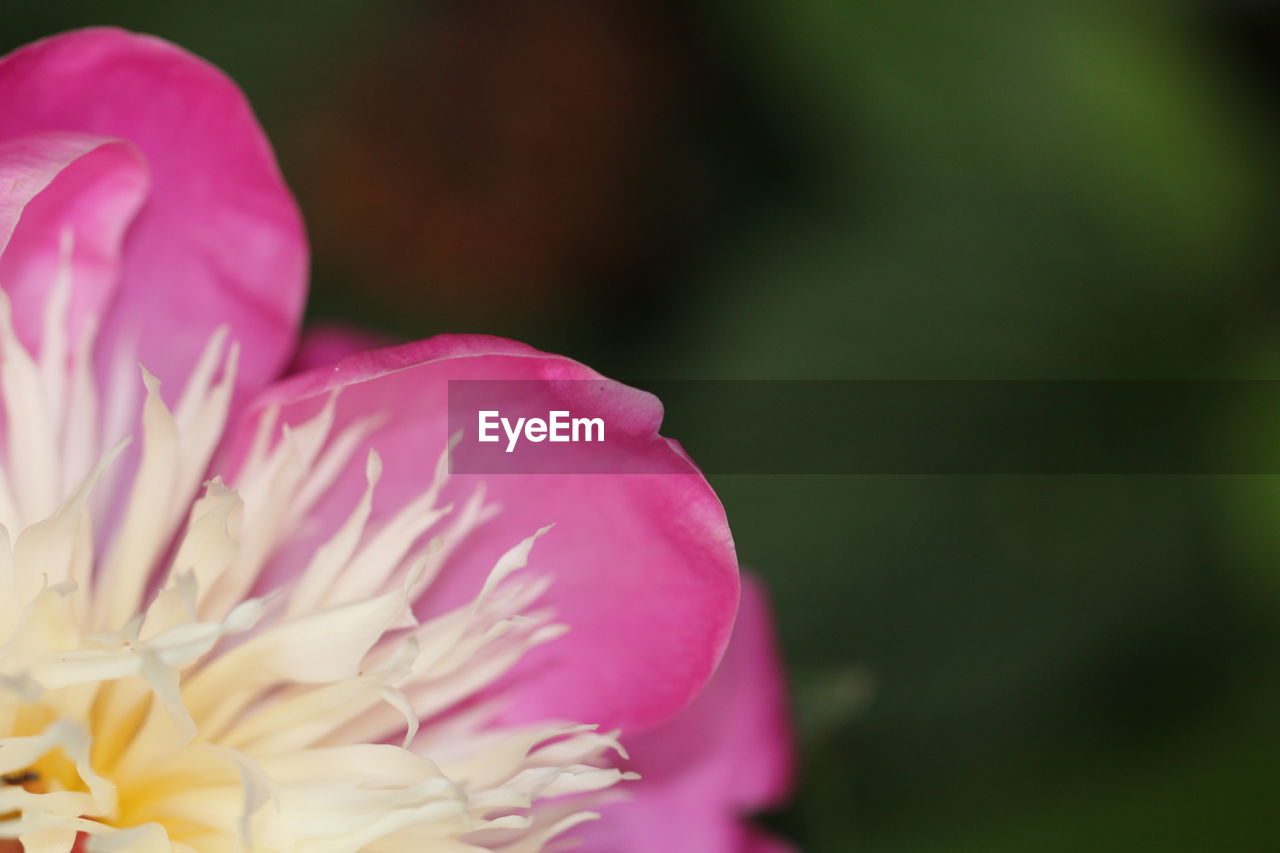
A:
[8,2,1280,849]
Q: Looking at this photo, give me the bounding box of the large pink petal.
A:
[0,28,307,402]
[221,334,739,734]
[577,574,795,852]
[0,131,148,353]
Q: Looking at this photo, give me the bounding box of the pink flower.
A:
[0,27,787,852]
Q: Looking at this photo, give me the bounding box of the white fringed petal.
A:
[0,248,628,851]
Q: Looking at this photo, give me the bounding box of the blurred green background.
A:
[8,1,1280,849]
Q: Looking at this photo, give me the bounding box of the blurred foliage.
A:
[8,1,1280,850]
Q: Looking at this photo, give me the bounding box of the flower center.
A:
[0,243,629,851]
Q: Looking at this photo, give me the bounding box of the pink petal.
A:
[577,574,795,852]
[287,322,398,375]
[0,131,147,354]
[628,574,793,803]
[221,334,739,734]
[0,28,307,402]
[573,804,797,853]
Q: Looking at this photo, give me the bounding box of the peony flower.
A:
[0,26,784,852]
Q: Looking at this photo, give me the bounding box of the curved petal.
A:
[0,131,148,354]
[0,132,150,528]
[0,27,307,402]
[220,334,739,734]
[578,574,794,852]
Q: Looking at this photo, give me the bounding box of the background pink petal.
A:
[577,574,795,852]
[0,27,307,403]
[221,334,739,734]
[286,321,398,375]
